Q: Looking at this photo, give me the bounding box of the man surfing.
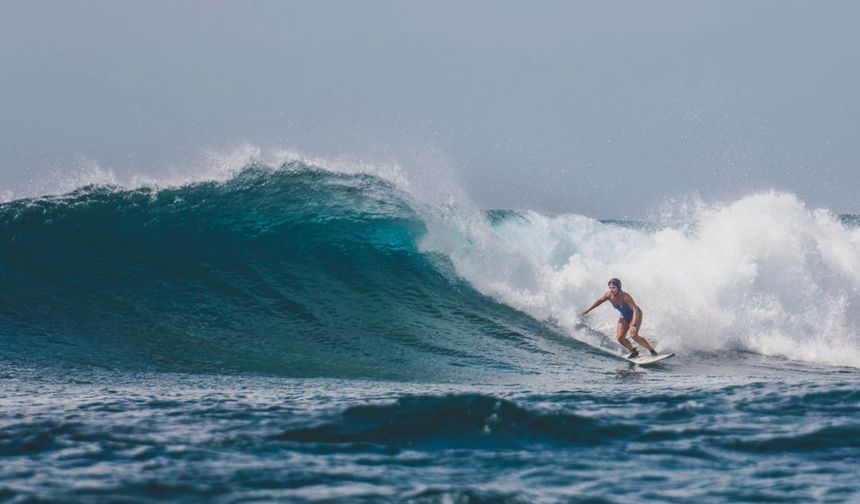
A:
[581,278,658,359]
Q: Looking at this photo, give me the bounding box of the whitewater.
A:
[1,158,858,502]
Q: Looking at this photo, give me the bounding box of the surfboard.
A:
[568,321,674,366]
[625,353,675,366]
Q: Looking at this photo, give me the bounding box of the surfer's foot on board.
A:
[627,349,639,359]
[650,349,658,356]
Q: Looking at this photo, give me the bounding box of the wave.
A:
[273,394,639,449]
[1,159,859,375]
[273,387,860,453]
[0,163,577,379]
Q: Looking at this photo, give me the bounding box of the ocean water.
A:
[1,162,858,502]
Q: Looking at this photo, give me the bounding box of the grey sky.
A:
[1,0,858,217]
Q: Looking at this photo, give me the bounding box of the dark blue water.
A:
[1,164,858,502]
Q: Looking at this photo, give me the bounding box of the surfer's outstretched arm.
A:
[581,292,609,316]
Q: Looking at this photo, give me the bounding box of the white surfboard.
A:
[568,321,674,366]
[625,353,675,366]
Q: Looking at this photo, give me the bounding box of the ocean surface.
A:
[1,162,859,502]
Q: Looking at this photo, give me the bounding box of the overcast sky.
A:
[1,0,858,217]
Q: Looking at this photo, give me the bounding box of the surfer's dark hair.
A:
[608,278,622,291]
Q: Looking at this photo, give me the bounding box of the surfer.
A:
[581,278,658,358]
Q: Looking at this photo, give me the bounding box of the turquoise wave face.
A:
[0,164,578,380]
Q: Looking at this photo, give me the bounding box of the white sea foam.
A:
[421,191,860,368]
